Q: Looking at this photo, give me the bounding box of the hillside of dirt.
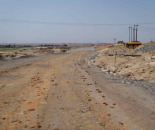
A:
[93,44,155,83]
[0,47,69,60]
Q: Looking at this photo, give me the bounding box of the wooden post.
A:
[115,51,117,67]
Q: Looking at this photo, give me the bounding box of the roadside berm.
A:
[93,44,155,83]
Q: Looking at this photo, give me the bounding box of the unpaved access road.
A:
[0,51,154,130]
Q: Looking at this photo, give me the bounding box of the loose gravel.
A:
[135,44,155,53]
[88,51,155,96]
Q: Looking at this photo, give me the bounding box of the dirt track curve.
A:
[0,51,154,130]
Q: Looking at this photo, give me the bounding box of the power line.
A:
[139,29,155,33]
[1,18,155,26]
[140,27,155,30]
[0,19,130,26]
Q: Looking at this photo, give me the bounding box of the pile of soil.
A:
[93,44,155,83]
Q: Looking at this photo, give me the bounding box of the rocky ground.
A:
[93,44,155,83]
[88,51,155,96]
[135,44,155,53]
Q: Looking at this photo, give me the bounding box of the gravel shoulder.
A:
[89,51,155,96]
[93,44,155,83]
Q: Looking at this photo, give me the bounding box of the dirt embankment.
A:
[93,44,155,83]
[0,47,68,60]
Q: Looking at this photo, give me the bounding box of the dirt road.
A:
[0,51,154,130]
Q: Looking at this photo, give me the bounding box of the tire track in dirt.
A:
[41,52,125,130]
[0,56,58,129]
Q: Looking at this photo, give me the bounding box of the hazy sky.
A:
[0,0,155,43]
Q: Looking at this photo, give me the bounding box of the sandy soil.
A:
[94,44,155,83]
[0,50,154,130]
[0,48,63,60]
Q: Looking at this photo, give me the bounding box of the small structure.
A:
[118,41,124,44]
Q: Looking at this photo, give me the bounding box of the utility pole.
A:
[131,27,132,41]
[129,26,132,42]
[114,38,116,44]
[129,27,131,42]
[133,25,136,41]
[135,25,138,41]
[133,27,135,41]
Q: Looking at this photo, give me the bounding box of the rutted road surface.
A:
[0,51,154,130]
